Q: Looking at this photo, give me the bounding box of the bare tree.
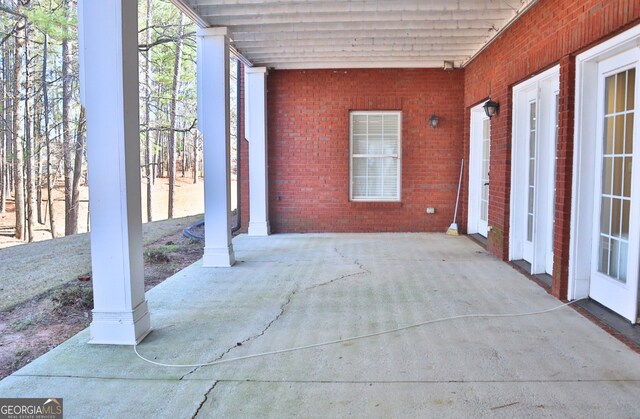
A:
[12,14,26,240]
[143,0,153,222]
[167,12,185,219]
[42,28,56,238]
[24,24,35,241]
[0,44,8,213]
[71,106,85,225]
[61,0,76,235]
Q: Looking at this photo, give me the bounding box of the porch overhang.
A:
[172,0,539,69]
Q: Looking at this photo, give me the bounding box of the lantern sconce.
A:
[483,99,499,119]
[428,114,440,129]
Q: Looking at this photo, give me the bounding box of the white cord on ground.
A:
[134,298,586,368]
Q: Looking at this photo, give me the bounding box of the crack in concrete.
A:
[179,247,368,379]
[304,247,370,291]
[192,380,218,418]
[179,288,299,380]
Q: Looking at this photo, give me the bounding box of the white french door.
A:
[510,67,559,275]
[589,51,640,321]
[469,104,490,237]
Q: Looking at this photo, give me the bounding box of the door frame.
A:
[509,65,560,275]
[570,23,640,323]
[468,103,490,237]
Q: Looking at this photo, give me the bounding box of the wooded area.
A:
[0,0,239,242]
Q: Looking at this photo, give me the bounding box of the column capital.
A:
[197,27,229,38]
[246,66,269,75]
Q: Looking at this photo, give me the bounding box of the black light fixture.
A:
[483,99,499,118]
[429,114,440,129]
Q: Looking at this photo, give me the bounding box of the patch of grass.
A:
[50,286,93,310]
[9,313,46,332]
[12,348,31,369]
[144,244,183,263]
[10,318,32,332]
[15,348,30,357]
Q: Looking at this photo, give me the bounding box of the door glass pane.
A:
[625,114,634,154]
[615,72,627,113]
[606,76,616,114]
[597,69,634,283]
[623,157,632,197]
[622,200,630,237]
[614,115,625,154]
[600,197,611,236]
[604,116,615,154]
[609,238,620,278]
[602,157,613,195]
[619,242,628,282]
[527,101,537,242]
[611,198,621,237]
[613,157,623,196]
[599,236,609,274]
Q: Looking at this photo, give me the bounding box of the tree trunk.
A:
[12,21,26,241]
[62,0,75,235]
[34,92,43,224]
[71,106,85,230]
[0,46,8,213]
[167,13,185,219]
[193,131,198,184]
[144,0,153,222]
[181,131,186,178]
[24,27,35,242]
[42,31,57,238]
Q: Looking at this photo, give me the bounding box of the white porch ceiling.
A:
[174,0,537,69]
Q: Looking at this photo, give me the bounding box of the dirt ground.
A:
[0,176,205,249]
[0,228,205,379]
[0,175,211,379]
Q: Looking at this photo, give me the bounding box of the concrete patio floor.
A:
[1,233,639,417]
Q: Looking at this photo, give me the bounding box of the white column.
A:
[198,28,236,267]
[79,0,150,345]
[246,67,271,236]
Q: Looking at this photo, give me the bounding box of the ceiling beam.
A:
[234,37,486,49]
[227,19,503,35]
[230,28,493,42]
[238,45,479,55]
[192,0,522,13]
[263,59,462,70]
[196,9,514,25]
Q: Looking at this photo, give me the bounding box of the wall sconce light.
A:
[429,114,440,129]
[483,99,499,118]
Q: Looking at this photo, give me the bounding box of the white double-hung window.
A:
[350,111,402,201]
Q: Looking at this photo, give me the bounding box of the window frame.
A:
[349,111,402,202]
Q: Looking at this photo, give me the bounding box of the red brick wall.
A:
[266,68,465,233]
[464,0,640,297]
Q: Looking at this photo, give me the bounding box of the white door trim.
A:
[468,103,490,236]
[509,65,560,274]
[570,23,640,322]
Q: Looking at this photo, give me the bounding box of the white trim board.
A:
[509,65,559,275]
[570,23,640,323]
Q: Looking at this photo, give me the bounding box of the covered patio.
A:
[1,234,639,416]
[75,0,553,346]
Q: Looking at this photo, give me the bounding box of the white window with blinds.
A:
[350,111,402,201]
